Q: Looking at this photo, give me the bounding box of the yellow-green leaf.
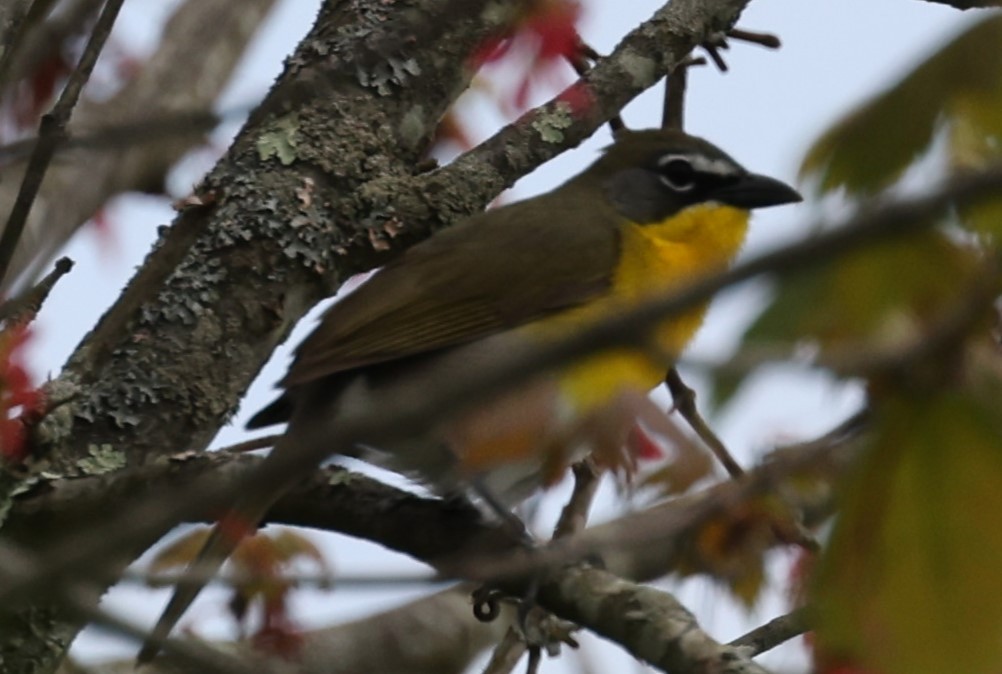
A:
[801,15,1002,196]
[148,528,212,575]
[744,231,980,359]
[814,391,1002,674]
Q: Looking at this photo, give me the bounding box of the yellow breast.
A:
[528,204,751,409]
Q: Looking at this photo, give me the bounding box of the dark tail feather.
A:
[246,393,293,429]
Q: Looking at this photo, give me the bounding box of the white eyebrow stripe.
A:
[658,153,740,176]
[693,156,739,175]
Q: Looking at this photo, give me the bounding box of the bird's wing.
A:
[281,189,619,387]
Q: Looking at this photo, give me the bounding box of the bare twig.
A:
[481,627,527,674]
[552,460,601,539]
[126,568,443,590]
[665,367,744,477]
[727,28,781,49]
[917,0,1002,8]
[664,370,822,551]
[219,433,282,454]
[729,606,810,656]
[661,57,706,131]
[567,40,624,132]
[662,65,687,130]
[2,0,277,293]
[700,36,729,72]
[0,0,126,287]
[0,256,72,324]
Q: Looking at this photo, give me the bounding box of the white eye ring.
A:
[657,154,696,192]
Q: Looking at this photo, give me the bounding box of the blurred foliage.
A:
[814,391,1002,674]
[149,526,329,655]
[800,15,1002,197]
[744,231,985,368]
[709,13,1002,413]
[720,12,1002,674]
[676,495,799,607]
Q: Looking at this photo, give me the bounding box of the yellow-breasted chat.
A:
[138,128,801,663]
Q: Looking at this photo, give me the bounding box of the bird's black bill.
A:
[712,173,802,209]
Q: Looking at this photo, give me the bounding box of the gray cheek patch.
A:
[604,168,675,223]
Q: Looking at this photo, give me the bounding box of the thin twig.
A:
[0,0,127,288]
[726,28,781,49]
[0,256,73,324]
[661,57,707,132]
[481,626,527,674]
[729,606,810,655]
[219,433,282,454]
[665,367,744,478]
[553,460,601,539]
[568,39,624,132]
[700,39,729,72]
[126,568,445,590]
[665,367,821,552]
[662,65,687,131]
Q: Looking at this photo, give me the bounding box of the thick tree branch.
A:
[539,565,771,674]
[402,0,753,234]
[7,411,861,674]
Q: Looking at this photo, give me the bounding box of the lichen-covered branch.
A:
[540,565,771,674]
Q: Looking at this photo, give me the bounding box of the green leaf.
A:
[801,15,1002,196]
[814,391,1002,674]
[742,231,980,357]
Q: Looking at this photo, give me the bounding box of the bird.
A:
[137,128,801,663]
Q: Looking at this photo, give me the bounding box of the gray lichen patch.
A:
[618,49,657,89]
[398,105,427,150]
[531,101,575,144]
[77,444,126,476]
[356,55,422,96]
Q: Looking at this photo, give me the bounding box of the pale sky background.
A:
[23,0,978,670]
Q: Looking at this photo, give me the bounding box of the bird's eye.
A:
[657,156,696,192]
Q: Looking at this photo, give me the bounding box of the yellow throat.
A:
[530,203,751,409]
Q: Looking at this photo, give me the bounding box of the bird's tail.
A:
[135,494,276,665]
